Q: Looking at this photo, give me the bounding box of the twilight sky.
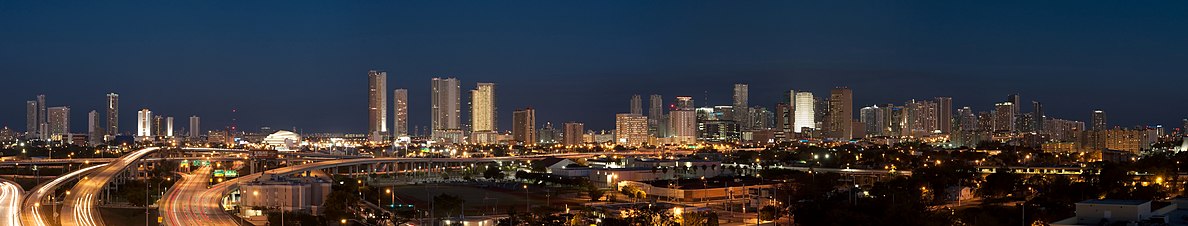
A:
[2,1,1187,134]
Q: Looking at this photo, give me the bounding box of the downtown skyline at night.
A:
[4,1,1188,226]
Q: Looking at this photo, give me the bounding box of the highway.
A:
[60,147,161,226]
[1,178,23,226]
[160,166,215,226]
[21,163,108,226]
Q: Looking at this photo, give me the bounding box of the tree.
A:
[980,169,1021,199]
[680,211,719,226]
[483,164,505,180]
[759,205,781,221]
[586,185,605,201]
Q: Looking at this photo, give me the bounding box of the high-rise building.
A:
[367,70,388,141]
[669,110,697,144]
[106,93,119,137]
[153,115,164,137]
[512,108,536,145]
[935,97,952,134]
[905,99,938,137]
[1032,101,1045,132]
[648,94,663,137]
[860,105,886,137]
[393,89,408,137]
[793,92,815,133]
[26,100,37,138]
[675,96,695,110]
[1006,94,1022,131]
[733,84,750,130]
[470,83,496,133]
[537,122,561,144]
[563,122,584,146]
[1092,110,1107,131]
[956,107,977,131]
[47,106,70,141]
[827,87,853,140]
[775,103,792,139]
[615,113,648,146]
[431,77,462,141]
[189,116,201,140]
[37,94,46,139]
[165,116,174,137]
[630,94,642,115]
[137,108,153,141]
[993,102,1015,132]
[88,110,101,145]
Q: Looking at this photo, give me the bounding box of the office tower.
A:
[153,115,164,137]
[431,77,462,141]
[733,84,750,130]
[905,99,938,137]
[137,108,152,141]
[563,122,584,146]
[189,116,201,140]
[470,83,497,132]
[675,96,695,110]
[860,105,884,137]
[1183,118,1187,135]
[630,94,642,115]
[513,108,536,145]
[827,87,853,140]
[88,110,101,145]
[393,89,409,136]
[775,103,792,139]
[793,92,815,133]
[165,116,174,137]
[1092,110,1107,131]
[1006,94,1021,131]
[367,70,388,141]
[106,93,119,136]
[956,107,977,131]
[538,122,562,144]
[37,94,46,135]
[670,110,697,144]
[887,105,906,136]
[648,94,663,137]
[26,100,37,138]
[935,97,952,134]
[615,113,649,146]
[751,107,775,130]
[993,102,1014,131]
[1032,101,1045,132]
[47,106,70,141]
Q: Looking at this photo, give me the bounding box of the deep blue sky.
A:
[2,1,1187,134]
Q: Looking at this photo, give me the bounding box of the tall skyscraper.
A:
[935,97,952,134]
[905,100,938,137]
[513,108,536,145]
[993,102,1014,131]
[137,108,153,141]
[1092,110,1107,131]
[367,70,388,141]
[47,106,70,141]
[630,94,642,115]
[106,93,119,137]
[860,105,885,137]
[393,89,409,137]
[189,116,201,140]
[775,103,792,138]
[563,122,584,146]
[1032,101,1045,132]
[153,115,164,137]
[669,109,697,144]
[37,94,46,136]
[431,77,462,141]
[615,113,648,146]
[733,84,750,130]
[470,83,497,133]
[793,91,815,133]
[1006,94,1021,131]
[26,100,37,138]
[88,110,101,145]
[648,94,663,137]
[827,87,853,140]
[165,116,174,137]
[957,107,977,131]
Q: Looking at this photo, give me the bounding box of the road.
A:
[1,178,23,226]
[20,163,109,226]
[160,166,217,226]
[60,147,161,226]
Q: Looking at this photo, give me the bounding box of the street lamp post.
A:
[524,185,530,212]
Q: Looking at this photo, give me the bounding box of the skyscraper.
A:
[189,116,201,140]
[793,91,815,133]
[106,93,119,137]
[1092,110,1107,130]
[513,108,536,145]
[674,96,695,110]
[393,89,409,137]
[935,97,952,134]
[775,103,792,139]
[648,94,663,137]
[137,108,152,141]
[827,87,853,140]
[153,115,164,137]
[615,113,648,146]
[37,94,46,138]
[993,102,1014,131]
[733,84,750,130]
[1006,94,1021,131]
[563,122,584,146]
[431,77,462,141]
[630,94,642,115]
[25,100,37,138]
[470,83,497,132]
[367,70,388,141]
[669,109,697,144]
[165,116,174,137]
[860,105,884,137]
[88,110,101,145]
[47,106,70,141]
[1032,101,1045,132]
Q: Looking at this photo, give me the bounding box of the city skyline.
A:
[2,1,1188,133]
